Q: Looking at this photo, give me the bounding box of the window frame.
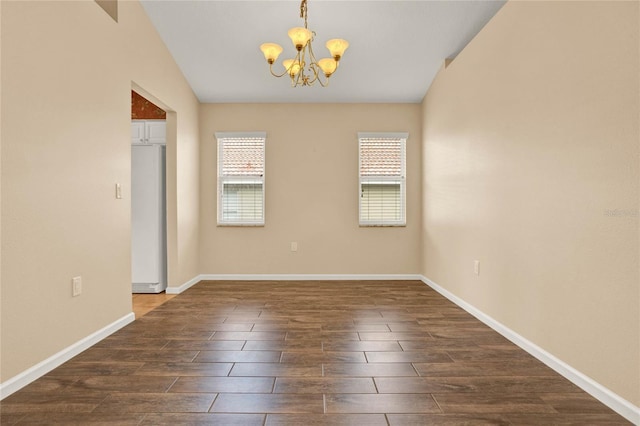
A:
[358,132,408,227]
[216,132,266,226]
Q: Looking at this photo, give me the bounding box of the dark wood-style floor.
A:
[1,280,630,425]
[132,292,176,319]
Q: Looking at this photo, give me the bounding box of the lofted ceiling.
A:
[140,0,506,103]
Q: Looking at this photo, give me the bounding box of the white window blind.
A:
[216,132,266,226]
[358,132,407,226]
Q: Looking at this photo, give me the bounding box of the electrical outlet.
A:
[474,260,480,276]
[290,242,298,252]
[72,276,82,296]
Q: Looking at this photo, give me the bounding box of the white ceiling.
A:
[140,0,505,103]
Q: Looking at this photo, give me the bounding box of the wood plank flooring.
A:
[1,280,631,425]
[132,292,176,318]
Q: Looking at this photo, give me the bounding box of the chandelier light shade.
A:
[326,39,349,61]
[282,59,303,77]
[287,27,312,51]
[317,58,337,76]
[259,43,284,64]
[259,0,348,87]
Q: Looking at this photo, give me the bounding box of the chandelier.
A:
[259,0,349,87]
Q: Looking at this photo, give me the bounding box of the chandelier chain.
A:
[300,0,308,28]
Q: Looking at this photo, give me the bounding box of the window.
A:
[358,132,407,226]
[216,132,266,225]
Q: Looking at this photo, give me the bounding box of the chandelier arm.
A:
[306,37,318,63]
[293,47,303,86]
[306,70,319,86]
[306,56,320,85]
[309,63,323,86]
[299,45,309,85]
[294,67,303,86]
[300,45,307,69]
[268,63,291,78]
[317,74,329,87]
[305,39,321,86]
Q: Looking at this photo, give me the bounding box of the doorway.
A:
[131,90,167,296]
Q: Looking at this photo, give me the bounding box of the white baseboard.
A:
[166,275,202,294]
[420,275,640,425]
[166,274,423,294]
[0,312,135,400]
[200,273,423,282]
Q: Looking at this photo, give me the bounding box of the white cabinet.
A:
[146,121,166,144]
[132,120,166,145]
[131,121,145,144]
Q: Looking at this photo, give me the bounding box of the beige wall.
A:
[199,104,421,275]
[421,0,639,406]
[0,1,200,381]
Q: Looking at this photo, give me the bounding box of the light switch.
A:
[72,276,82,296]
[115,183,122,199]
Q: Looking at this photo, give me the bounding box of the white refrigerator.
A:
[131,144,167,293]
